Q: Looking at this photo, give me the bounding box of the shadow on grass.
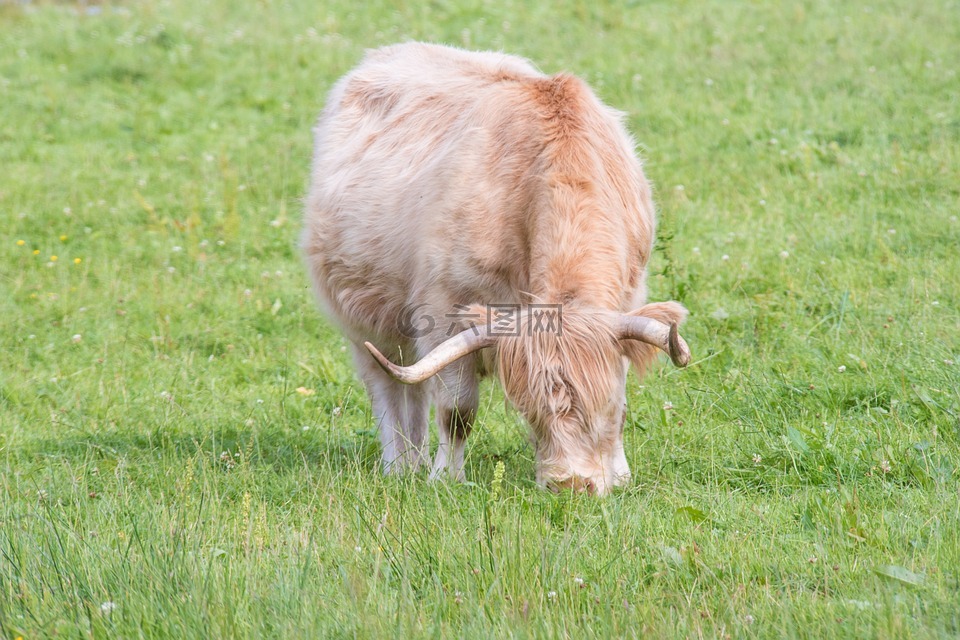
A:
[6,424,534,488]
[8,412,946,495]
[7,424,384,476]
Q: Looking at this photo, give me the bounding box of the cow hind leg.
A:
[429,360,478,482]
[351,342,430,474]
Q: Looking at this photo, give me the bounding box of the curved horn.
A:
[616,315,691,367]
[364,327,497,385]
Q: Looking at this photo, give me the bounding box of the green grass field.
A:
[2,0,959,637]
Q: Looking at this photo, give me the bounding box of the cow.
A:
[302,43,691,495]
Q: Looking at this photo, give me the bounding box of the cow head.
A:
[364,302,689,495]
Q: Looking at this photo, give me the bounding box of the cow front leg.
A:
[351,342,430,473]
[431,405,475,482]
[429,359,478,482]
[399,381,430,469]
[610,438,632,487]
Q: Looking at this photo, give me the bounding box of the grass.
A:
[1,0,959,637]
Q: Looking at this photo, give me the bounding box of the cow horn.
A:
[616,315,691,367]
[364,327,497,385]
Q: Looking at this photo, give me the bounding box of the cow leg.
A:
[429,359,478,482]
[610,438,632,487]
[400,381,430,469]
[351,342,430,473]
[611,397,632,487]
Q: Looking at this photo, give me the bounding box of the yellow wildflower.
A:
[50,255,58,262]
[16,239,25,246]
[490,460,505,502]
[74,257,82,264]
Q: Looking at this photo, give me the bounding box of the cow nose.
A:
[547,475,600,495]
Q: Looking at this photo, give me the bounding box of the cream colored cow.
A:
[303,43,690,494]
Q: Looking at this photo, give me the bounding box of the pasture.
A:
[2,0,958,637]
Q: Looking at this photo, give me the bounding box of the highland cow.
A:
[302,43,690,494]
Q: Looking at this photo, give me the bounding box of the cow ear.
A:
[620,302,688,377]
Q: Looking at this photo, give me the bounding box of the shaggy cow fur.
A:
[302,43,687,494]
